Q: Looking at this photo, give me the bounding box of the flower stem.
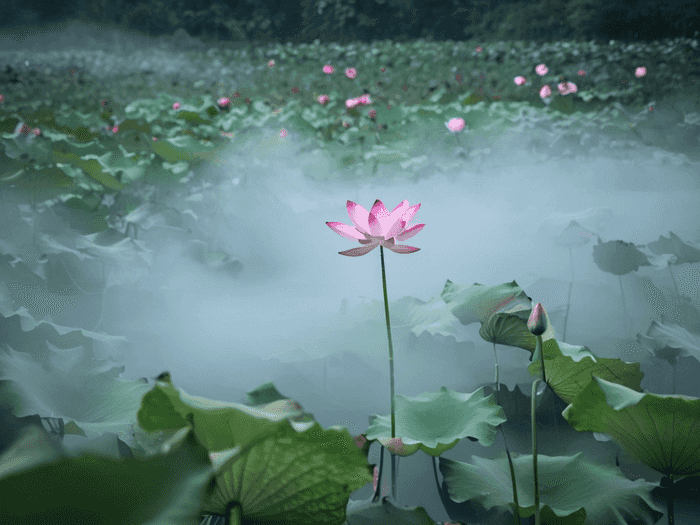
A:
[379,245,397,501]
[532,378,542,525]
[493,344,521,524]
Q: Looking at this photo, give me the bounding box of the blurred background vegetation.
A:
[2,0,699,47]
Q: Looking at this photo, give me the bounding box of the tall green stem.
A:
[493,343,521,524]
[532,378,542,525]
[379,245,397,501]
[619,274,628,338]
[667,264,680,299]
[562,245,574,342]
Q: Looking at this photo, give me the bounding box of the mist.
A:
[94,114,700,402]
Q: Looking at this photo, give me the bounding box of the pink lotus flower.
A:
[323,64,334,74]
[218,97,230,109]
[475,46,482,52]
[268,60,275,68]
[557,81,578,95]
[0,94,5,103]
[172,102,181,110]
[368,108,377,119]
[539,84,552,99]
[445,117,465,132]
[32,128,41,137]
[578,69,586,76]
[514,76,527,86]
[279,128,287,138]
[536,63,548,76]
[345,67,357,79]
[326,199,424,256]
[635,66,647,78]
[318,94,329,105]
[342,120,350,128]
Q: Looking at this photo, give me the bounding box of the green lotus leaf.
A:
[0,424,215,524]
[365,386,506,457]
[138,377,372,525]
[439,451,663,525]
[528,338,644,405]
[441,280,534,326]
[479,312,536,353]
[553,220,595,247]
[563,376,700,476]
[0,345,151,446]
[637,318,700,366]
[646,231,700,265]
[592,237,651,275]
[345,495,438,525]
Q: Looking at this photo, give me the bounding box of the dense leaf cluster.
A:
[3,0,699,46]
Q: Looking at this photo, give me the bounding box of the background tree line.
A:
[3,0,699,46]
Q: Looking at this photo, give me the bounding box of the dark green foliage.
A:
[3,0,699,46]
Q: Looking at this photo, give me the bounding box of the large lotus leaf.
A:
[553,220,595,247]
[0,424,215,524]
[638,318,700,366]
[365,386,506,457]
[440,280,534,326]
[592,237,651,275]
[646,231,700,265]
[345,495,438,525]
[439,451,663,525]
[138,376,372,525]
[0,345,151,446]
[407,294,471,342]
[527,338,644,405]
[478,310,557,354]
[563,376,700,477]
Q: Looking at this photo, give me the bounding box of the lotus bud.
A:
[527,303,548,336]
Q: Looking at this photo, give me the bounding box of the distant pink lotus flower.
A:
[112,125,119,134]
[475,46,482,52]
[279,128,287,138]
[342,120,350,127]
[172,102,181,110]
[318,94,329,105]
[557,81,577,95]
[268,60,275,68]
[635,66,647,78]
[345,94,372,108]
[445,117,465,132]
[380,67,386,72]
[539,85,552,99]
[218,97,230,109]
[345,67,357,79]
[514,76,527,86]
[578,69,586,76]
[0,94,5,103]
[32,128,41,137]
[326,199,424,256]
[323,64,334,74]
[368,108,377,119]
[535,63,548,76]
[152,136,158,141]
